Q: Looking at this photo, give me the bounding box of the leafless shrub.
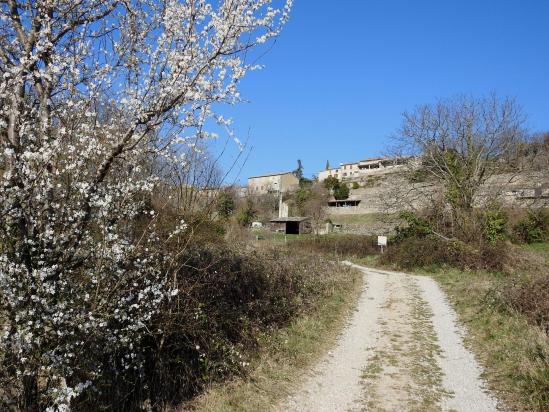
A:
[379,237,509,272]
[290,234,379,257]
[501,275,549,333]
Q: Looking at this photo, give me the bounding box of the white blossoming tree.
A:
[0,0,291,409]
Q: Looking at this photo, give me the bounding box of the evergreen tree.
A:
[294,159,304,179]
[217,192,235,219]
[334,183,350,200]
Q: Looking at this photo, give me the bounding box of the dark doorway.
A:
[286,221,300,234]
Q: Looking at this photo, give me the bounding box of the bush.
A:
[323,176,339,190]
[380,236,508,272]
[394,211,432,241]
[501,274,549,333]
[236,199,257,226]
[71,245,353,411]
[292,187,312,213]
[483,208,508,244]
[333,183,349,200]
[351,182,360,189]
[323,176,349,200]
[513,210,549,244]
[291,234,379,257]
[217,192,235,219]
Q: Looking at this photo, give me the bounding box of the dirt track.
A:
[278,263,500,412]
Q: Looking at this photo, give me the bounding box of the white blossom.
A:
[0,0,291,407]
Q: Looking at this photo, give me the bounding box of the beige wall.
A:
[318,159,413,182]
[279,173,300,191]
[248,173,299,195]
[318,163,362,181]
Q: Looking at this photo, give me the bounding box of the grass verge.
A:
[184,261,363,411]
[522,242,549,263]
[428,268,549,411]
[350,254,548,411]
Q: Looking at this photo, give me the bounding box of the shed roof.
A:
[270,216,310,223]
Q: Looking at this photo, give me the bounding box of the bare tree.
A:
[303,184,329,234]
[392,95,526,235]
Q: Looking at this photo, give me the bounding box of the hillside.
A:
[326,169,548,235]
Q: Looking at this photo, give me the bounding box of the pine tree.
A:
[294,159,304,179]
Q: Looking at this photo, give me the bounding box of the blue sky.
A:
[213,0,549,184]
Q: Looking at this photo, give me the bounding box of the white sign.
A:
[377,236,387,246]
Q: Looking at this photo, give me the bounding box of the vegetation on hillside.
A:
[323,176,350,200]
[0,4,546,408]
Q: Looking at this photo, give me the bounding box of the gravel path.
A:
[278,263,500,412]
[278,266,388,412]
[415,275,500,412]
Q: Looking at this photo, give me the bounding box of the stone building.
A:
[318,157,412,182]
[247,171,299,195]
[269,216,312,234]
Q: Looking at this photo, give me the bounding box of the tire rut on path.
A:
[278,263,500,412]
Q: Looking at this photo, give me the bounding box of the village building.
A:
[318,156,412,182]
[247,171,300,195]
[269,216,312,235]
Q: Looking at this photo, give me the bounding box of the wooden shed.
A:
[269,217,312,235]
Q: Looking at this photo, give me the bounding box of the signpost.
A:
[377,235,387,254]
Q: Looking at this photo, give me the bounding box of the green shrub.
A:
[351,182,360,189]
[293,187,312,213]
[217,192,235,219]
[394,211,432,241]
[484,208,508,244]
[323,176,350,200]
[323,176,339,190]
[236,199,257,226]
[513,210,549,244]
[333,182,349,200]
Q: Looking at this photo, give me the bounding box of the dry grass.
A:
[351,243,549,411]
[430,268,549,411]
[183,260,362,411]
[522,242,549,263]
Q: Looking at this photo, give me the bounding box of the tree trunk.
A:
[22,374,39,412]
